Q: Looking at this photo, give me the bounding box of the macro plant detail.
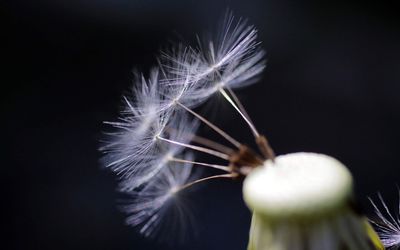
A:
[100,11,397,250]
[370,193,400,250]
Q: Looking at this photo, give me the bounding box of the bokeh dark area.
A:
[3,0,400,249]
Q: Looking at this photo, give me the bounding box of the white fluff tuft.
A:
[160,11,266,102]
[118,111,199,190]
[370,192,400,249]
[101,11,267,240]
[101,76,168,174]
[122,152,196,239]
[101,68,198,185]
[159,45,210,109]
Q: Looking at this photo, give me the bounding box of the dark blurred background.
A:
[3,0,400,249]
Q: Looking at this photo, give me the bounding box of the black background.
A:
[4,0,400,249]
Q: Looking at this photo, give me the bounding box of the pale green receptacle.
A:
[243,152,384,250]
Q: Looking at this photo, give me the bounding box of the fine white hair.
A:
[122,152,197,239]
[158,45,210,109]
[159,11,266,103]
[118,112,199,190]
[370,192,400,249]
[101,69,171,178]
[101,10,266,239]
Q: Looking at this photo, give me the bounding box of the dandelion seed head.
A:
[101,10,269,242]
[245,153,383,250]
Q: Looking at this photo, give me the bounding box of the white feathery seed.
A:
[160,12,266,103]
[370,192,400,249]
[123,152,196,238]
[101,11,268,240]
[194,12,265,94]
[196,12,264,78]
[158,45,210,109]
[118,112,199,190]
[101,69,174,179]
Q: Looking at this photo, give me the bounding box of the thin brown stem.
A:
[256,135,275,160]
[220,88,276,160]
[176,101,242,148]
[226,87,254,125]
[163,127,235,155]
[172,173,237,193]
[219,88,260,137]
[191,135,235,155]
[169,157,231,172]
[157,136,230,160]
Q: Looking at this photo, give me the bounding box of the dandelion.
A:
[100,10,386,249]
[244,153,383,250]
[370,192,400,249]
